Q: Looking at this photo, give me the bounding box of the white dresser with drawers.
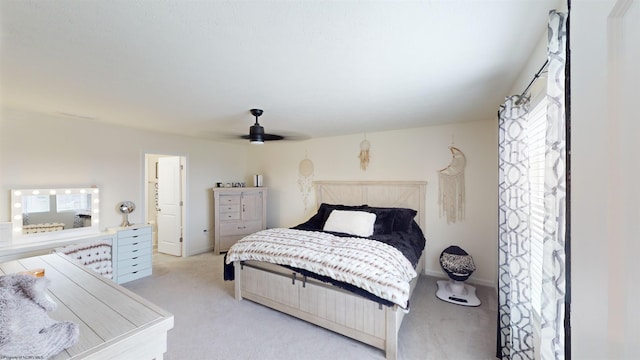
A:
[111,224,153,284]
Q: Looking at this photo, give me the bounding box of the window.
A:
[56,193,91,212]
[23,194,50,213]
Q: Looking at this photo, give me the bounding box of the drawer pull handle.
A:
[133,242,138,245]
[133,271,138,274]
[132,264,138,267]
[132,249,138,252]
[238,226,246,229]
[132,257,138,260]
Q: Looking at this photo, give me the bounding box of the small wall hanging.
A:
[358,135,371,171]
[298,155,314,210]
[438,146,466,224]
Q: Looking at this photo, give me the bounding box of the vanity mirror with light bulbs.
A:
[10,187,101,244]
[4,186,153,283]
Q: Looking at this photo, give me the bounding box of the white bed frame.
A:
[233,181,427,360]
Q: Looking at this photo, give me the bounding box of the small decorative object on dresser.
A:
[117,201,136,227]
[212,187,267,254]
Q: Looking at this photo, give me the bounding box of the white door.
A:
[157,156,182,256]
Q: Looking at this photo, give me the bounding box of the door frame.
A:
[605,0,638,357]
[143,152,188,257]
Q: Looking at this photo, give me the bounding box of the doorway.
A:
[145,153,186,257]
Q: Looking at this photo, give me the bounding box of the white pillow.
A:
[323,210,376,237]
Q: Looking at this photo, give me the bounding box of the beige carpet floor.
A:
[123,252,497,360]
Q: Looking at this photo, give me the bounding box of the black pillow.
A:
[363,206,417,233]
[392,208,417,232]
[300,210,326,230]
[362,207,396,235]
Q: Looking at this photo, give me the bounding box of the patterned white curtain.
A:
[540,10,567,360]
[497,95,535,359]
[497,10,567,360]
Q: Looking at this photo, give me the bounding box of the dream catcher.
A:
[298,156,314,210]
[358,135,371,170]
[438,146,466,224]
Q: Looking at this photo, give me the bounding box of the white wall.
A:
[1,107,498,286]
[247,120,498,287]
[0,109,249,255]
[572,0,640,358]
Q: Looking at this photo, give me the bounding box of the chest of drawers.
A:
[212,187,267,254]
[111,224,153,284]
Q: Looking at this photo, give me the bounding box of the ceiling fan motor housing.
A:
[250,123,265,142]
[249,109,265,143]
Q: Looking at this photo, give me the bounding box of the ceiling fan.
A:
[242,109,284,144]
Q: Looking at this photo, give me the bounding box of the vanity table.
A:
[0,253,173,359]
[1,225,154,284]
[4,187,154,284]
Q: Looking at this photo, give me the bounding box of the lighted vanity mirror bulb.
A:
[94,209,99,214]
[49,190,56,195]
[94,199,99,204]
[93,189,99,194]
[32,190,40,195]
[13,190,22,196]
[65,189,71,194]
[14,202,22,208]
[14,215,22,220]
[14,227,22,233]
[80,189,86,194]
[93,219,99,224]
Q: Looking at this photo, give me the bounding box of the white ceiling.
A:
[0,0,561,142]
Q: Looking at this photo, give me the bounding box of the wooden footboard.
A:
[234,254,425,360]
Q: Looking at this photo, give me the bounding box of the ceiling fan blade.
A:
[240,133,284,141]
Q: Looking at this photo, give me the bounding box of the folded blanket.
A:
[226,228,417,308]
[0,274,79,359]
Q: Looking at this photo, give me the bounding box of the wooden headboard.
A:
[314,181,427,232]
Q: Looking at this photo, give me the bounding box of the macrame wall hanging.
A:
[358,135,371,170]
[438,146,466,224]
[297,155,314,210]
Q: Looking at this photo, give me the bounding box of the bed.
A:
[225,181,427,360]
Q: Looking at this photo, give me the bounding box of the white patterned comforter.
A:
[225,228,417,308]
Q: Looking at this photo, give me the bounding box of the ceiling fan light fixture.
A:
[249,123,265,144]
[249,108,265,144]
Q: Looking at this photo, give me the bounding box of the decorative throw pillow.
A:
[391,208,418,232]
[323,210,376,237]
[362,207,396,235]
[363,206,417,233]
[317,203,368,228]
